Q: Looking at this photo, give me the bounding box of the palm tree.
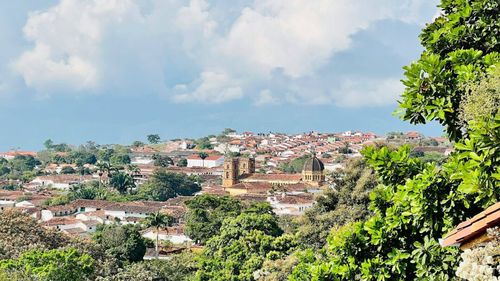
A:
[95,161,109,187]
[96,161,116,186]
[144,212,175,259]
[198,152,208,167]
[127,164,140,175]
[127,164,141,184]
[109,172,135,194]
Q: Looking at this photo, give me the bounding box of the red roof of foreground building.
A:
[441,202,500,247]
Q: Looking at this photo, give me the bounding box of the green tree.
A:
[198,152,208,167]
[153,154,174,167]
[10,155,40,172]
[69,182,110,200]
[338,142,352,154]
[132,141,145,148]
[297,158,377,249]
[43,139,54,150]
[144,212,175,259]
[195,137,213,150]
[98,253,198,281]
[289,1,500,279]
[459,66,500,126]
[0,248,95,281]
[177,158,188,167]
[195,211,294,281]
[97,148,115,162]
[93,224,147,263]
[147,134,161,144]
[109,154,131,166]
[60,166,76,174]
[185,195,243,244]
[279,155,309,173]
[397,0,500,141]
[138,170,201,201]
[222,128,236,135]
[110,172,135,194]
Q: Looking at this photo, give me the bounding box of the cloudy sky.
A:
[0,0,442,150]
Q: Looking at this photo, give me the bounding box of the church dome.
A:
[302,155,324,172]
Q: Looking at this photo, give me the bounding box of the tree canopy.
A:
[185,195,243,244]
[93,224,147,264]
[0,248,95,281]
[137,169,201,201]
[397,0,500,140]
[289,1,500,279]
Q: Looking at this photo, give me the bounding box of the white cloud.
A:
[254,89,279,106]
[216,0,432,78]
[15,43,97,91]
[9,0,437,106]
[332,78,404,107]
[176,0,216,38]
[173,71,243,103]
[13,0,139,93]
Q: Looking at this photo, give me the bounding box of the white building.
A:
[214,143,241,154]
[267,195,314,216]
[31,175,94,190]
[142,226,192,245]
[187,155,224,168]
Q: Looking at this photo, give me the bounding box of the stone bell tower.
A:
[222,158,239,187]
[238,157,255,176]
[222,157,255,187]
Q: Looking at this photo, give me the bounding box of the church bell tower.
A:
[222,158,239,187]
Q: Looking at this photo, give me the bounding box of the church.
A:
[222,154,325,196]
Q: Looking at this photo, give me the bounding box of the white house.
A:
[45,217,99,234]
[31,175,94,190]
[267,194,315,216]
[213,143,240,154]
[142,226,192,245]
[131,156,154,165]
[187,155,224,168]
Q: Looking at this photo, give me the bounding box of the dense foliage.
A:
[296,158,377,249]
[0,248,95,281]
[398,0,500,140]
[279,156,309,174]
[288,0,500,279]
[185,195,245,244]
[195,204,296,281]
[137,169,201,201]
[93,224,147,264]
[0,210,119,279]
[96,253,198,281]
[0,155,40,182]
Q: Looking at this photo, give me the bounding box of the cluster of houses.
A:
[0,130,461,259]
[0,189,193,250]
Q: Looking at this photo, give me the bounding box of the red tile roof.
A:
[241,173,302,182]
[441,202,500,247]
[186,154,224,161]
[0,151,37,157]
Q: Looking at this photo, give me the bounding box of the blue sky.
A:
[0,0,443,150]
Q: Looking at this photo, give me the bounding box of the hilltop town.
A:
[1,0,498,279]
[0,129,452,256]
